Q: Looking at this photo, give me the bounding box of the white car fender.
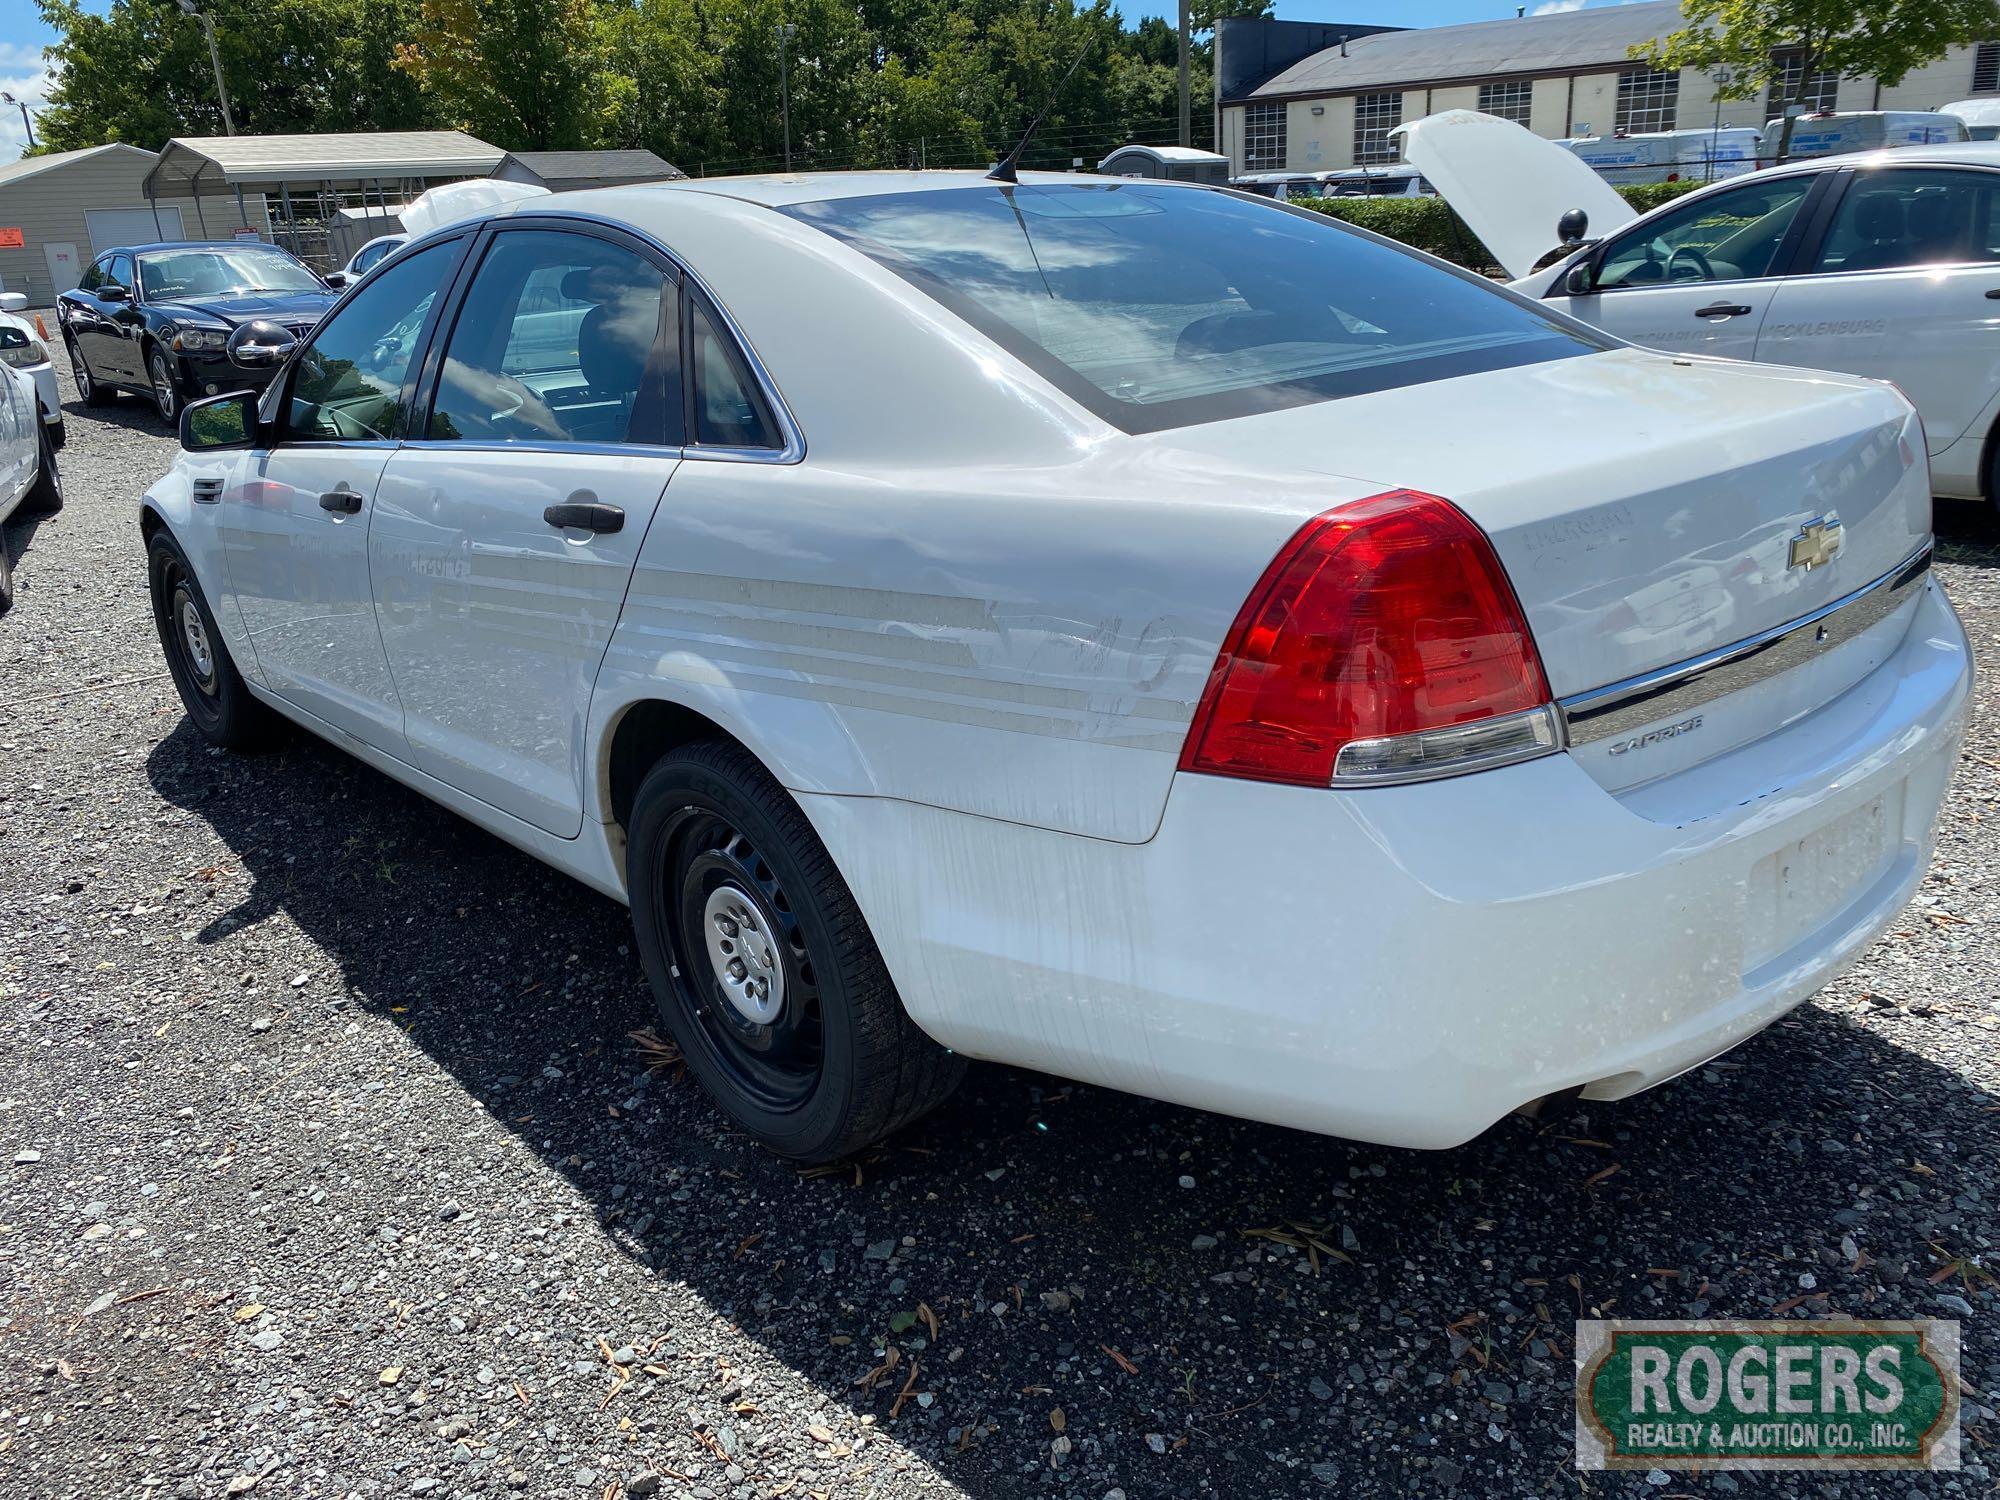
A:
[141,462,266,687]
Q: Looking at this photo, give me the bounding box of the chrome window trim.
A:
[508,207,806,466]
[1560,543,1932,746]
[394,438,688,463]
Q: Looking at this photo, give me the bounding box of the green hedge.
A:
[1296,179,1704,273]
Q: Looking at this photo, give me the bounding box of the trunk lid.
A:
[1392,109,1636,280]
[1152,348,1931,783]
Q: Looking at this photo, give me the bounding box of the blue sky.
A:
[0,0,1637,162]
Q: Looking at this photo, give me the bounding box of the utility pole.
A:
[777,23,797,172]
[1177,0,1191,147]
[0,91,33,150]
[177,0,236,135]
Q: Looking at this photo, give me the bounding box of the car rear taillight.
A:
[1179,490,1560,788]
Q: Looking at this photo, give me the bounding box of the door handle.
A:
[319,489,362,514]
[544,500,624,534]
[1695,302,1754,318]
[1985,289,2000,299]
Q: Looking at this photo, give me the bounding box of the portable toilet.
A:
[1097,145,1232,184]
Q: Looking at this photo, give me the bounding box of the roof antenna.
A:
[988,40,1096,184]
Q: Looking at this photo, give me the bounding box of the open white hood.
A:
[400,179,552,237]
[1391,110,1636,280]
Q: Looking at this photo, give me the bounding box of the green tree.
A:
[1635,0,2000,160]
[33,0,433,151]
[394,0,602,150]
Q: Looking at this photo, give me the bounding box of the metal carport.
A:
[143,131,504,268]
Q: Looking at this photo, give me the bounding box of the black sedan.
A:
[56,242,338,424]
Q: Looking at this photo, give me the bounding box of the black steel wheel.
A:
[147,529,276,750]
[627,740,964,1162]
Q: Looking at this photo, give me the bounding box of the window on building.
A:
[1973,41,2000,95]
[1478,79,1534,127]
[1766,51,1838,116]
[1243,102,1286,171]
[1615,68,1680,133]
[1354,92,1404,164]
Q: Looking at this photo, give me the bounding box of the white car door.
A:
[368,223,684,839]
[1552,173,1825,358]
[220,237,467,746]
[1757,164,2000,453]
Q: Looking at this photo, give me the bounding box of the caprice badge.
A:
[1607,714,1704,756]
[1788,514,1844,571]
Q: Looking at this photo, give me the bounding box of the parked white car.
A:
[0,290,65,450]
[324,234,406,289]
[0,358,64,612]
[1402,110,2000,505]
[139,172,1969,1160]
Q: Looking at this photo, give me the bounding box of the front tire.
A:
[21,419,61,515]
[148,347,180,425]
[0,534,13,616]
[628,741,964,1162]
[147,530,276,750]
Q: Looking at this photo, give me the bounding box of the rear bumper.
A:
[809,579,1971,1149]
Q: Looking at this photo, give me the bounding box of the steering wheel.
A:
[1665,245,1715,282]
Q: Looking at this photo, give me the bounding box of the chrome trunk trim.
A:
[1560,544,1933,747]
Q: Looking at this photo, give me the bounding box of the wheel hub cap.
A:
[703,884,783,1024]
[178,597,214,683]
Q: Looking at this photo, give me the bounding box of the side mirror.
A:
[1557,207,1590,245]
[180,390,260,452]
[1563,260,1596,296]
[323,271,349,289]
[99,284,129,303]
[227,318,299,370]
[0,291,24,314]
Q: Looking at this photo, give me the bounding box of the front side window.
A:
[139,248,322,301]
[105,254,133,293]
[1811,169,2000,273]
[1615,68,1680,133]
[786,183,1605,434]
[1243,102,1286,171]
[428,229,680,447]
[1595,175,1814,289]
[285,240,458,442]
[1478,79,1533,127]
[354,239,400,275]
[1354,92,1403,165]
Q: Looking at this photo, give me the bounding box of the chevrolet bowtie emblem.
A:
[1787,515,1844,571]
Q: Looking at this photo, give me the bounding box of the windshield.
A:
[785,183,1603,433]
[139,248,324,300]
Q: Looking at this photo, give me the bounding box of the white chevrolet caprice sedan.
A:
[139,172,1971,1161]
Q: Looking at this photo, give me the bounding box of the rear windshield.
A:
[784,183,1603,433]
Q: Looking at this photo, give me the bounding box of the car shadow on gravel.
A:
[143,715,1998,1496]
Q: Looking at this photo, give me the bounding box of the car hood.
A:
[1392,110,1636,280]
[151,291,337,326]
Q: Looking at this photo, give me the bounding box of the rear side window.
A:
[784,183,1603,433]
[429,229,682,447]
[79,259,106,292]
[1811,169,2000,272]
[689,294,780,449]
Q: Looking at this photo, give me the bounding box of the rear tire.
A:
[0,534,13,616]
[147,529,277,750]
[628,740,964,1162]
[21,420,61,515]
[68,337,115,407]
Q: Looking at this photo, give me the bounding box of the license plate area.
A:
[1742,785,1901,975]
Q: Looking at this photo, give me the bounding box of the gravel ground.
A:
[1,354,1997,1500]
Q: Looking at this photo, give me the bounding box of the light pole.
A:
[1177,0,1190,148]
[0,90,33,151]
[1709,64,1732,181]
[177,0,236,135]
[777,23,796,173]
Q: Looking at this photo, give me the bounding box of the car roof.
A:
[546,168,1197,210]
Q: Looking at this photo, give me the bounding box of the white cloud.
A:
[0,44,57,167]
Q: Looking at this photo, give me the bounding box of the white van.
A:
[1759,111,1968,160]
[1559,128,1761,185]
[1315,166,1434,198]
[1229,172,1324,201]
